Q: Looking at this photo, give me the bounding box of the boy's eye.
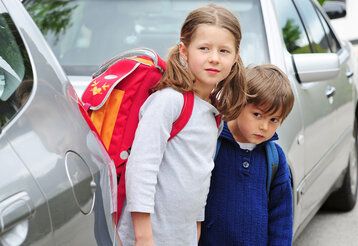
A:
[199,47,209,51]
[253,112,261,118]
[271,118,280,124]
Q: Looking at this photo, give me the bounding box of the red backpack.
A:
[81,48,202,222]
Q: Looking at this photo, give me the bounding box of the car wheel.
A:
[323,127,358,211]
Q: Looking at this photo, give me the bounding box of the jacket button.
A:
[242,161,250,168]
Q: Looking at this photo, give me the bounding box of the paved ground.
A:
[294,203,358,246]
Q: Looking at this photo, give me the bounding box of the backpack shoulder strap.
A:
[215,115,222,128]
[265,141,279,195]
[169,91,221,141]
[168,91,194,140]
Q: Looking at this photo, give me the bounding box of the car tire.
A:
[323,128,358,212]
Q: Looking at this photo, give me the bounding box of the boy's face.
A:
[230,103,282,144]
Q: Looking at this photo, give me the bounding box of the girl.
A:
[118,4,246,245]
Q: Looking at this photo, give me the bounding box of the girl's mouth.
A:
[205,68,220,74]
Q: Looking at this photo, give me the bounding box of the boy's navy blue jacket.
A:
[199,123,293,246]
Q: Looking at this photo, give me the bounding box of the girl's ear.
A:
[178,42,188,61]
[235,52,240,63]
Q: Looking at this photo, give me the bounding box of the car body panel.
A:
[0,138,52,245]
[1,0,117,245]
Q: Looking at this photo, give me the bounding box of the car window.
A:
[294,0,331,53]
[272,0,312,54]
[0,9,33,129]
[24,0,269,76]
[315,6,341,53]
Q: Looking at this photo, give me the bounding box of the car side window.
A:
[315,7,341,53]
[0,8,33,129]
[294,0,331,53]
[272,0,312,54]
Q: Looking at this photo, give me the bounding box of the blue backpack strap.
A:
[265,141,279,195]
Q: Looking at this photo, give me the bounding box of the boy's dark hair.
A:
[246,64,294,121]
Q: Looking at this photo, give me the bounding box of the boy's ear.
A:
[178,42,188,61]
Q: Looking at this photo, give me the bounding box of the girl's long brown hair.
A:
[154,4,246,121]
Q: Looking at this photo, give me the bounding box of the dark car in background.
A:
[0,1,117,245]
[23,0,358,241]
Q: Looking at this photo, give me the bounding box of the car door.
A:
[314,2,354,159]
[273,0,336,178]
[272,0,350,224]
[293,0,345,176]
[293,0,353,215]
[2,1,116,245]
[0,3,52,244]
[0,140,52,246]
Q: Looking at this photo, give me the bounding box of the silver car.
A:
[0,1,117,245]
[23,0,358,241]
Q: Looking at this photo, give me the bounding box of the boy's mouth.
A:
[253,133,265,139]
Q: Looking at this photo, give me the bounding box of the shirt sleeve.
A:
[196,207,205,222]
[125,89,183,213]
[268,144,293,246]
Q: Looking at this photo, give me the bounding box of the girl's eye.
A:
[199,47,209,51]
[220,49,230,54]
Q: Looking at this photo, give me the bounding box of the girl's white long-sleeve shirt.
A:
[118,87,220,246]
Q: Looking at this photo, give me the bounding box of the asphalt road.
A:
[293,203,358,246]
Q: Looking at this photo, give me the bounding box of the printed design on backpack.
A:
[90,80,110,95]
[83,60,142,111]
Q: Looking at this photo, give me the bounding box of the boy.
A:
[199,64,294,245]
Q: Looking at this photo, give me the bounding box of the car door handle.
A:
[346,70,354,78]
[0,191,34,234]
[325,85,336,98]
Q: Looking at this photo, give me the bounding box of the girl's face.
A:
[179,24,238,100]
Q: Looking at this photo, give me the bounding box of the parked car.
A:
[326,0,358,54]
[0,1,117,245]
[23,0,358,241]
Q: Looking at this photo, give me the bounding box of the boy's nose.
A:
[259,121,269,131]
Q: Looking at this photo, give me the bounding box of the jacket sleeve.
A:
[125,89,183,213]
[268,144,293,246]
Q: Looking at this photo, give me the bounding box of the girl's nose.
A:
[209,51,219,63]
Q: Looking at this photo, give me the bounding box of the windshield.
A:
[24,0,268,76]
